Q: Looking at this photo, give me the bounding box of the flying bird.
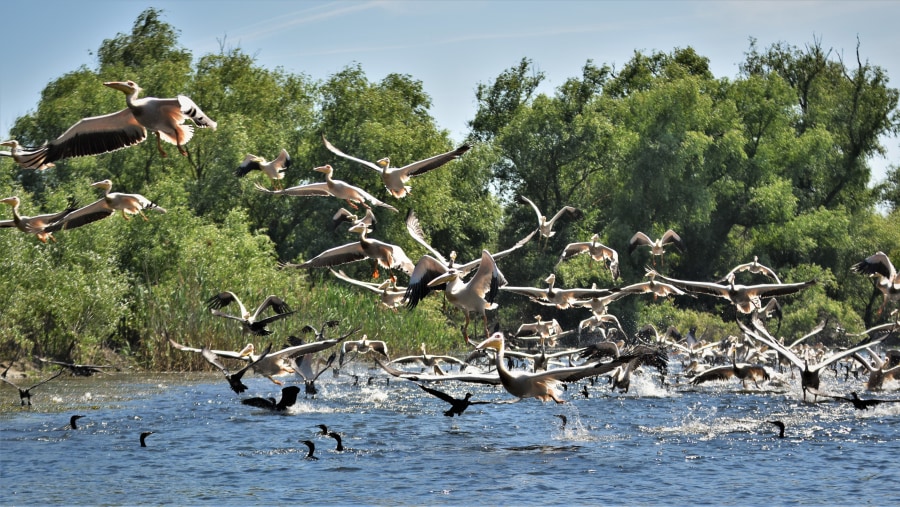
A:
[241,385,301,411]
[11,80,216,169]
[205,291,294,336]
[851,251,900,315]
[256,165,397,211]
[516,195,582,244]
[647,268,815,315]
[557,233,620,280]
[413,382,490,417]
[236,148,291,189]
[1,139,55,170]
[0,369,63,405]
[827,391,900,411]
[283,223,414,281]
[34,179,166,235]
[405,250,507,344]
[628,229,685,266]
[717,255,781,284]
[1,195,79,243]
[201,343,273,394]
[323,134,471,198]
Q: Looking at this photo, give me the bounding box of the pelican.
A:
[502,273,617,310]
[35,179,166,234]
[236,148,291,190]
[475,332,666,403]
[851,251,900,315]
[0,369,63,405]
[376,356,502,385]
[717,255,782,284]
[329,269,406,310]
[1,196,79,243]
[12,80,217,169]
[201,343,273,394]
[284,223,414,280]
[557,234,620,280]
[628,229,686,266]
[690,353,771,389]
[407,250,507,344]
[516,195,582,244]
[1,140,55,170]
[205,291,294,336]
[850,347,900,390]
[404,209,535,281]
[331,207,376,233]
[646,268,815,315]
[291,351,336,397]
[340,335,389,365]
[322,134,471,198]
[390,343,468,370]
[413,382,490,417]
[242,385,301,411]
[253,166,395,211]
[169,326,357,385]
[515,315,564,341]
[740,318,886,401]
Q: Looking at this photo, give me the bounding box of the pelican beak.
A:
[376,158,390,168]
[474,333,503,351]
[427,271,457,287]
[313,165,331,174]
[103,81,134,93]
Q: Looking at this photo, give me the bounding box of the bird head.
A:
[1,196,20,208]
[544,273,556,286]
[314,164,334,177]
[90,179,114,192]
[103,80,140,95]
[475,332,505,352]
[376,157,390,169]
[238,343,255,357]
[1,139,20,150]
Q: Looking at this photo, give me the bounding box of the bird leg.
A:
[268,376,285,386]
[345,200,359,210]
[177,143,188,157]
[155,132,168,158]
[120,210,132,221]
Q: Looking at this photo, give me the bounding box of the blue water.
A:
[1,365,897,506]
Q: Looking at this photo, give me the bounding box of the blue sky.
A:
[2,0,897,180]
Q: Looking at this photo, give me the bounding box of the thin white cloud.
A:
[233,0,387,44]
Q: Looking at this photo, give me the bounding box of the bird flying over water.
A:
[0,369,63,405]
[205,291,294,336]
[413,382,490,417]
[242,385,301,411]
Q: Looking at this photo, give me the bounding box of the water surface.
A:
[1,367,897,506]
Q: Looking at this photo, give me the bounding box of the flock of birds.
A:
[3,80,900,447]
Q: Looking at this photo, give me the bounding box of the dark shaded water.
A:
[1,366,897,506]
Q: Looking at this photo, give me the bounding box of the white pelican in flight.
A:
[322,134,471,198]
[236,148,291,190]
[12,80,216,168]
